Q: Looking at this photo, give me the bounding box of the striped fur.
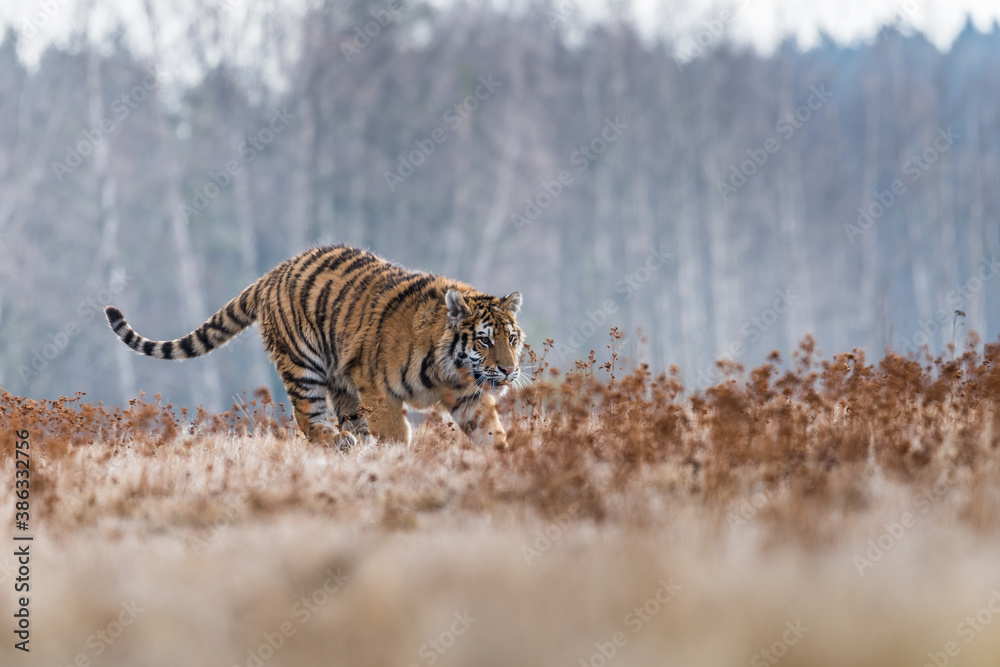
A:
[105,245,524,449]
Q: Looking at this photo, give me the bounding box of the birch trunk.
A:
[287,99,315,254]
[143,0,222,411]
[959,107,982,348]
[778,148,815,352]
[703,129,737,366]
[668,107,707,382]
[858,79,881,354]
[85,41,137,402]
[230,125,271,392]
[470,52,522,287]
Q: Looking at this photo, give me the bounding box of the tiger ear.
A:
[446,290,471,326]
[500,292,522,315]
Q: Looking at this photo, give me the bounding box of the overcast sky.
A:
[656,0,1000,53]
[2,0,999,70]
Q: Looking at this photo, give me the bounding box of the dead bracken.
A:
[2,334,999,537]
[3,334,1000,667]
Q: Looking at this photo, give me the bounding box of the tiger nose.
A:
[498,365,514,376]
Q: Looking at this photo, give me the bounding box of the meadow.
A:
[3,335,1000,667]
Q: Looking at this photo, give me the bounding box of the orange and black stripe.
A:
[104,279,261,360]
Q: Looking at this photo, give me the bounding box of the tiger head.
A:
[445,289,524,391]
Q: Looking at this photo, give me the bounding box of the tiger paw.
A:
[309,426,357,451]
[465,421,508,451]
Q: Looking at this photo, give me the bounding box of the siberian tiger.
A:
[104,245,524,449]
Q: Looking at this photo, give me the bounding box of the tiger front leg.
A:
[358,390,412,445]
[450,392,508,450]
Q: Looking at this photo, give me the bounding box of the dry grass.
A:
[3,336,1000,666]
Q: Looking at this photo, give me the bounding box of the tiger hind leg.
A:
[278,371,357,450]
[327,380,372,444]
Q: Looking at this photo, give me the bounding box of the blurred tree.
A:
[2,2,999,410]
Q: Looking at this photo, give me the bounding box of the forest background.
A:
[1,0,999,411]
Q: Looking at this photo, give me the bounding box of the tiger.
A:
[104,245,525,450]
